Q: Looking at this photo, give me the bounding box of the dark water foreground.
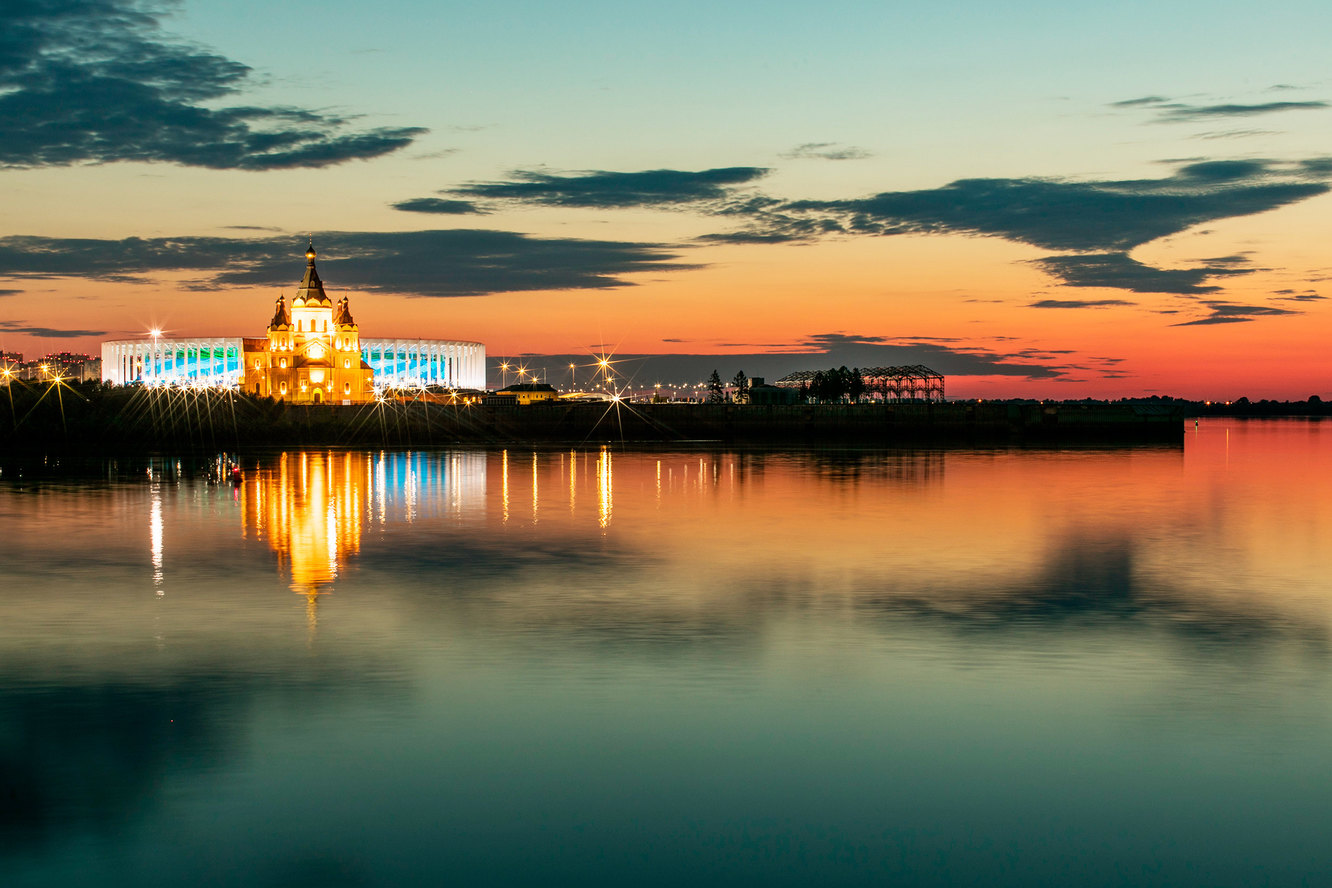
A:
[0,383,1182,451]
[1,420,1330,887]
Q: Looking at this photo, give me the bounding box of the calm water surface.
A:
[2,419,1330,886]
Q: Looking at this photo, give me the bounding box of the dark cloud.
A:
[451,167,768,208]
[0,0,424,169]
[1171,303,1299,326]
[780,142,872,161]
[517,333,1074,384]
[0,321,106,337]
[391,198,487,215]
[0,289,21,297]
[1275,292,1326,302]
[1031,253,1254,295]
[0,230,689,298]
[1028,299,1134,309]
[781,160,1329,252]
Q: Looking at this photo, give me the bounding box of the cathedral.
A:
[242,243,375,404]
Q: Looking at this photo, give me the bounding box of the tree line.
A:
[703,366,873,404]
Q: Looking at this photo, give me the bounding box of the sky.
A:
[1,0,1329,398]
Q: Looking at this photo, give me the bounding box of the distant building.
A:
[101,243,486,397]
[486,382,560,405]
[746,376,802,405]
[7,352,100,382]
[774,365,946,403]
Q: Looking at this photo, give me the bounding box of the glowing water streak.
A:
[150,486,164,596]
[501,449,510,524]
[597,447,613,529]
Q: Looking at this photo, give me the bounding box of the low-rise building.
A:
[486,382,560,405]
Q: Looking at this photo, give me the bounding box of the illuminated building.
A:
[486,382,560,405]
[240,243,374,403]
[100,244,486,393]
[5,351,100,382]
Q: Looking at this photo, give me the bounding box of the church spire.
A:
[270,293,290,328]
[294,240,331,307]
[334,295,356,327]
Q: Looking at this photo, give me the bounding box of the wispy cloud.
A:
[780,142,872,161]
[0,321,106,338]
[448,167,768,208]
[1161,102,1328,121]
[1028,298,1135,309]
[0,0,424,170]
[1113,95,1329,123]
[1171,302,1299,326]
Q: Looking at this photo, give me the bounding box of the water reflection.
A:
[7,424,1332,887]
[150,483,163,596]
[239,451,488,604]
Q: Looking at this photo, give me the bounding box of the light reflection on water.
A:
[2,421,1332,886]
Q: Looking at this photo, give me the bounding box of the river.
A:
[2,418,1329,886]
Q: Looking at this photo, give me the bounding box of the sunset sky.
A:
[2,0,1329,398]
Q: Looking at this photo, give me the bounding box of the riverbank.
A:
[0,384,1187,452]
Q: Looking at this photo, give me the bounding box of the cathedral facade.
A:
[241,244,375,404]
[101,244,487,392]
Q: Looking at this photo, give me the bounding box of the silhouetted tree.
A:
[810,370,828,403]
[731,370,748,403]
[707,370,724,403]
[847,366,866,403]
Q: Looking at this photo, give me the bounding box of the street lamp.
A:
[149,328,162,383]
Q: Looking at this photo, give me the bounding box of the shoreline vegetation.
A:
[0,382,1321,455]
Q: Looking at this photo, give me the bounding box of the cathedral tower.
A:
[242,243,374,403]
